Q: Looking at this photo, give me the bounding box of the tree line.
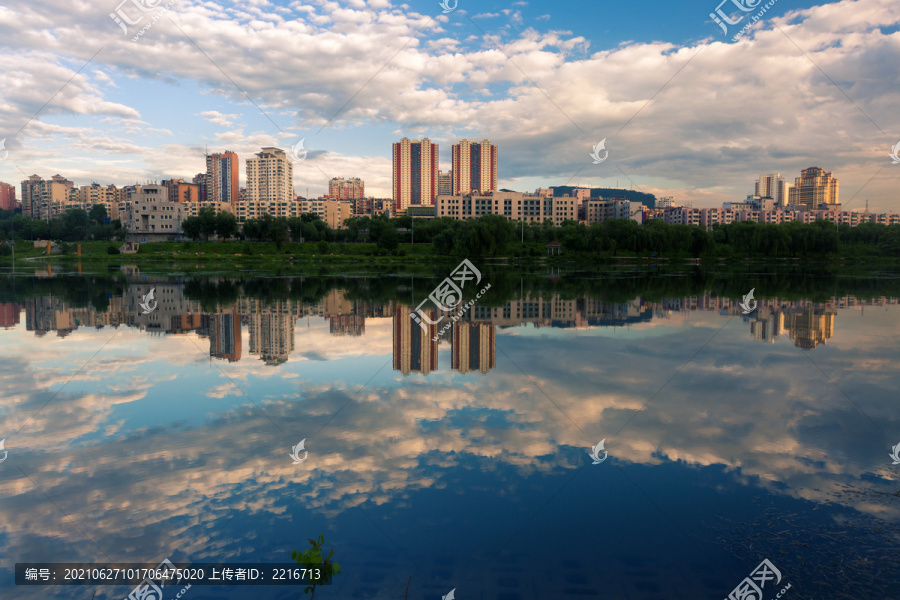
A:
[2,206,899,259]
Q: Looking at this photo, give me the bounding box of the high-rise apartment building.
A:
[392,137,438,211]
[438,170,452,196]
[451,139,498,195]
[20,175,70,220]
[246,148,294,214]
[788,167,839,208]
[328,177,365,200]
[206,151,239,205]
[192,172,209,203]
[75,183,115,206]
[0,182,16,211]
[755,173,788,206]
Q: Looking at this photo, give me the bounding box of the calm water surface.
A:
[1,265,899,599]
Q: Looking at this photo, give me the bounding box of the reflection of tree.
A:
[4,266,900,316]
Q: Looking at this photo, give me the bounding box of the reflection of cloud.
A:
[205,382,242,399]
[1,299,899,578]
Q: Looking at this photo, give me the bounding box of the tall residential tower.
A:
[246,147,294,205]
[392,137,438,211]
[206,151,239,205]
[754,173,788,206]
[788,167,839,208]
[451,139,497,195]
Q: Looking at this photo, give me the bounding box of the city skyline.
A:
[0,0,897,210]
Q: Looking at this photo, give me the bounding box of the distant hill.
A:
[550,186,657,208]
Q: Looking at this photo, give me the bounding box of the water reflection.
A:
[1,267,899,599]
[10,278,894,367]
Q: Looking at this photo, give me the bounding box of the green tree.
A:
[377,227,399,251]
[242,218,262,241]
[267,218,290,250]
[197,206,218,241]
[215,211,238,240]
[181,216,203,241]
[89,204,108,225]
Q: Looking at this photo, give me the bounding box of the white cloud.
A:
[0,0,897,208]
[198,110,239,127]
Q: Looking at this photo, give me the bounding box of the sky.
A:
[0,0,898,209]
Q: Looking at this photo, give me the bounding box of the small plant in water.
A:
[291,533,341,598]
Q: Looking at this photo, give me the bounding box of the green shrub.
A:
[106,245,120,255]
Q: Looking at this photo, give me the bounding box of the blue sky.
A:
[0,0,898,208]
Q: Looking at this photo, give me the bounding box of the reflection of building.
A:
[749,306,785,344]
[0,302,20,328]
[393,304,438,376]
[202,310,242,362]
[329,315,365,336]
[469,295,582,328]
[243,299,297,365]
[580,297,653,326]
[784,305,836,350]
[451,322,496,374]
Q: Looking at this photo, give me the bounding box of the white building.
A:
[244,147,294,218]
[125,185,188,241]
[755,173,789,207]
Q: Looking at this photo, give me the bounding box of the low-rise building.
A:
[125,185,187,242]
[436,192,578,226]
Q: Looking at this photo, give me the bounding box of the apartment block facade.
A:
[392,137,438,211]
[451,139,498,195]
[328,177,365,200]
[206,151,239,205]
[436,192,578,226]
